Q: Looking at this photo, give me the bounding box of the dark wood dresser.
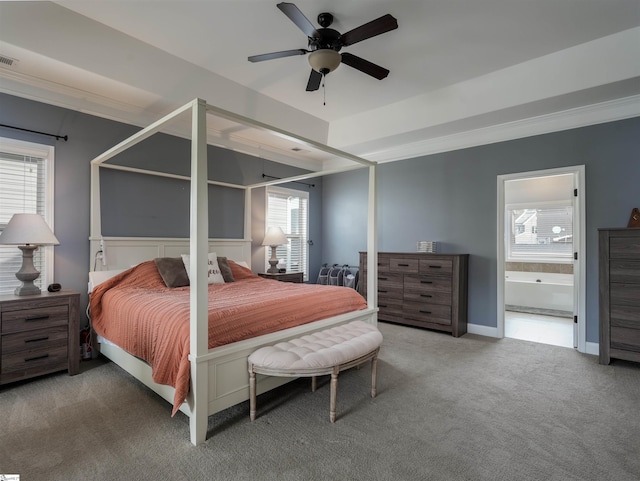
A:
[0,290,80,384]
[359,252,469,337]
[599,228,640,365]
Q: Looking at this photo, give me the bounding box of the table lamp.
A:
[262,226,287,274]
[0,213,59,296]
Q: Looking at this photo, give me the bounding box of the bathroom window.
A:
[507,203,573,262]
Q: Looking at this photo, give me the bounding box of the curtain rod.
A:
[262,173,315,188]
[0,123,68,142]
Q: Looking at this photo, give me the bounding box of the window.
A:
[507,203,573,262]
[0,138,54,294]
[266,186,309,280]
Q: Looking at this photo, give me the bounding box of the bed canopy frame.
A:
[89,98,378,445]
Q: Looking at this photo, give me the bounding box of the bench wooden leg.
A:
[249,370,257,421]
[330,367,339,423]
[311,375,317,392]
[371,351,379,398]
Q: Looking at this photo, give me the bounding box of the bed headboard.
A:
[89,237,252,272]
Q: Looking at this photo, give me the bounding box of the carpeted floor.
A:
[1,322,638,481]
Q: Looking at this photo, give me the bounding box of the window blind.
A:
[508,205,573,260]
[0,148,49,294]
[266,187,309,279]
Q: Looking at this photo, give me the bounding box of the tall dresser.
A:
[599,228,640,365]
[359,252,469,337]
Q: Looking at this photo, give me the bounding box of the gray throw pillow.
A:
[154,257,190,288]
[217,256,235,283]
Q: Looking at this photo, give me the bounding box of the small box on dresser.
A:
[0,290,80,384]
[359,252,469,337]
[599,228,640,365]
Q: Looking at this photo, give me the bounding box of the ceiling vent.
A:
[0,55,18,67]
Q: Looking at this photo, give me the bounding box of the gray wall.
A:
[0,93,323,325]
[322,117,640,344]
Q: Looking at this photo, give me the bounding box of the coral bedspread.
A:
[89,260,367,414]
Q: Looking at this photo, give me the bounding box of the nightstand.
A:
[258,272,304,283]
[0,290,80,385]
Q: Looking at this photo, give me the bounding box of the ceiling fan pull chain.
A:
[323,75,327,106]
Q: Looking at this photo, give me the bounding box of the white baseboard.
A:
[467,323,499,338]
[585,342,599,356]
[468,323,600,357]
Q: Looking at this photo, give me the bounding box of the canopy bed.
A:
[89,98,378,445]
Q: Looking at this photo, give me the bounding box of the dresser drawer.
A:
[419,258,453,275]
[610,326,640,353]
[610,284,640,309]
[403,301,452,326]
[610,236,640,258]
[2,325,68,355]
[404,275,452,296]
[1,305,69,333]
[609,260,640,284]
[377,298,404,319]
[389,257,419,273]
[377,273,403,299]
[376,256,390,273]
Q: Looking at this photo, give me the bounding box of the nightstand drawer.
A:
[1,305,69,333]
[2,325,68,355]
[1,344,68,382]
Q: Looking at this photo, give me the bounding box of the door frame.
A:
[496,165,586,352]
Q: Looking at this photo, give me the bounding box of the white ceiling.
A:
[0,1,639,169]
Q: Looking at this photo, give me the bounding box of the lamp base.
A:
[14,245,42,296]
[15,284,41,296]
[267,245,279,274]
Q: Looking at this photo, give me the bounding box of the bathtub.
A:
[504,271,574,315]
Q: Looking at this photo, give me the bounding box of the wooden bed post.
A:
[189,98,209,445]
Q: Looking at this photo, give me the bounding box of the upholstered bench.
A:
[248,320,383,423]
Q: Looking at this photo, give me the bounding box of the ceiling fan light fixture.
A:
[308,49,341,75]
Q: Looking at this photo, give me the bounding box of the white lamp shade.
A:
[308,49,341,74]
[0,214,60,246]
[262,226,287,246]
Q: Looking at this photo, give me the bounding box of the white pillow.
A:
[181,252,225,284]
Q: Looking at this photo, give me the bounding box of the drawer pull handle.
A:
[419,310,432,314]
[420,281,433,284]
[25,315,50,322]
[379,277,388,281]
[379,304,387,308]
[25,354,49,362]
[25,336,50,343]
[398,263,409,267]
[420,294,433,298]
[378,289,387,293]
[428,265,442,269]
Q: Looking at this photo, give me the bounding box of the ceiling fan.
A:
[248,2,398,91]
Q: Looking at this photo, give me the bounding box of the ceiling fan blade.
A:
[248,49,308,62]
[340,52,390,80]
[339,14,398,46]
[305,69,322,91]
[277,2,319,38]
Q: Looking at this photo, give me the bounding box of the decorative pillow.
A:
[154,257,190,288]
[228,260,258,280]
[181,252,225,284]
[217,256,235,283]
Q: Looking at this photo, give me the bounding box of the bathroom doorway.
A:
[497,166,586,351]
